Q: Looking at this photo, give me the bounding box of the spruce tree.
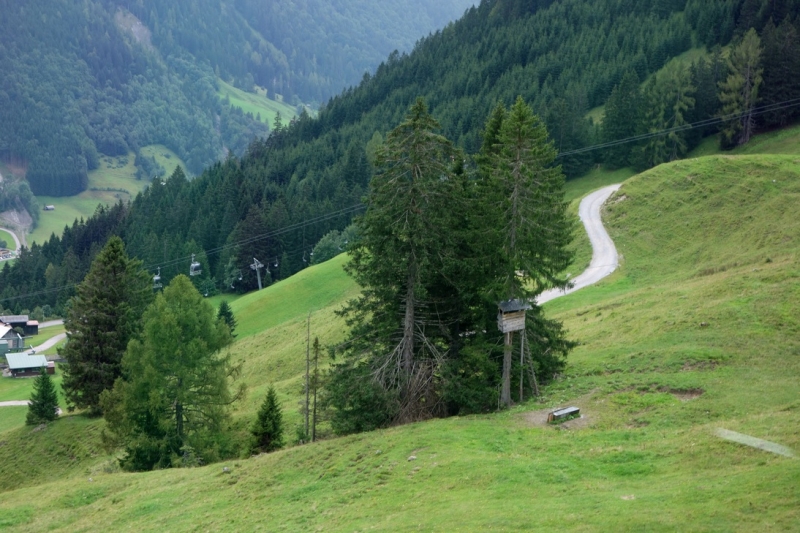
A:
[481,96,574,406]
[26,368,59,425]
[331,97,464,426]
[251,386,284,453]
[602,70,642,168]
[60,236,152,415]
[217,300,237,337]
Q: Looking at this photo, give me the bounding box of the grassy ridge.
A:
[0,152,797,530]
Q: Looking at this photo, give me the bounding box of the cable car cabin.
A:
[190,254,202,276]
[497,299,532,333]
[153,267,162,290]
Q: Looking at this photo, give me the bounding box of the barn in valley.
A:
[0,315,39,336]
[5,353,54,377]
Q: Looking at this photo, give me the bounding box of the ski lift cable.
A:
[0,204,365,304]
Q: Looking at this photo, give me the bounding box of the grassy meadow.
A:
[1,129,799,530]
[28,148,187,245]
[217,79,298,125]
[0,228,17,250]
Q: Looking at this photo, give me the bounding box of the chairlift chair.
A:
[153,267,162,290]
[189,254,201,276]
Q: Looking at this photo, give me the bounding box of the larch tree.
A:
[60,236,152,415]
[101,275,243,471]
[719,28,763,147]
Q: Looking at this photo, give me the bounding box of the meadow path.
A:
[537,184,622,305]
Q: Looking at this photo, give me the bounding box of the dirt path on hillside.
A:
[537,184,622,305]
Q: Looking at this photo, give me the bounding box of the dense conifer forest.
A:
[1,0,799,317]
[0,0,472,196]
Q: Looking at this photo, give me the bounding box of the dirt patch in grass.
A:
[681,360,718,371]
[661,387,704,402]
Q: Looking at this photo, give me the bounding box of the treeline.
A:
[602,3,800,170]
[0,0,268,196]
[1,0,799,315]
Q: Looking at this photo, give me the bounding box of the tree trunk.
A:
[501,331,513,406]
[402,266,416,376]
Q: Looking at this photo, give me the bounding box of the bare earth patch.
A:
[663,388,704,402]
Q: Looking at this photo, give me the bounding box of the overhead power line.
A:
[3,97,800,305]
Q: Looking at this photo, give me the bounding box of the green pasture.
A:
[217,79,298,125]
[0,228,17,251]
[27,147,186,245]
[1,130,798,530]
[139,144,187,178]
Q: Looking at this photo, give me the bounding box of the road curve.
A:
[0,225,22,251]
[537,183,622,305]
[32,332,67,353]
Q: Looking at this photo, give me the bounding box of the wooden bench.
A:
[548,406,580,423]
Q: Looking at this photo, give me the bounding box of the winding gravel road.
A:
[537,183,622,305]
[0,225,22,252]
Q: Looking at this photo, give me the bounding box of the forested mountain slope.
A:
[2,0,800,314]
[0,0,474,196]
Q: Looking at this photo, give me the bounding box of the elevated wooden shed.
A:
[497,299,532,333]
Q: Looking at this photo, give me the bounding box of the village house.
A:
[5,353,54,377]
[0,323,25,351]
[0,315,39,336]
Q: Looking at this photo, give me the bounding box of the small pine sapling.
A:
[26,367,59,425]
[251,386,284,453]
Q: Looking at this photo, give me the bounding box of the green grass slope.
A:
[0,151,798,530]
[217,80,298,125]
[28,147,187,245]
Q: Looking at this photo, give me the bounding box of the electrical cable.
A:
[3,97,800,305]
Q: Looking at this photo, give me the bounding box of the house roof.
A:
[0,315,29,324]
[6,353,48,370]
[498,299,532,313]
[0,325,15,338]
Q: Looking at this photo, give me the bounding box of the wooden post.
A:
[312,337,319,442]
[519,330,525,403]
[501,331,513,406]
[304,312,310,439]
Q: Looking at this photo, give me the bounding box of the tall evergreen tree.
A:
[602,70,643,168]
[760,17,800,127]
[480,96,574,406]
[60,236,152,415]
[26,368,59,425]
[330,98,464,426]
[217,300,237,337]
[251,386,284,453]
[633,64,695,170]
[719,28,764,147]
